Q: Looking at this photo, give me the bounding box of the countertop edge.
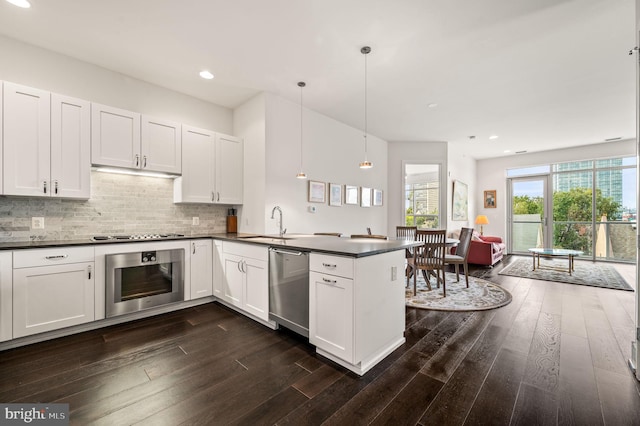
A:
[0,233,418,258]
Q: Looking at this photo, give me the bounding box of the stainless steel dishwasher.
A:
[269,247,309,337]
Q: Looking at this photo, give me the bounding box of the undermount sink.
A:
[237,235,295,241]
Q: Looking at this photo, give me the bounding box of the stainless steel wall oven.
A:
[106,249,184,317]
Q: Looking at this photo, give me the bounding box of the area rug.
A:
[405,272,512,311]
[498,257,633,291]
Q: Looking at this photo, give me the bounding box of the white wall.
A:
[233,93,267,234]
[387,142,448,236]
[234,93,388,236]
[0,35,232,133]
[476,139,636,239]
[265,94,388,236]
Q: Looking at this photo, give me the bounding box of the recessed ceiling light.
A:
[427,103,438,108]
[489,135,499,140]
[5,0,31,8]
[199,70,214,80]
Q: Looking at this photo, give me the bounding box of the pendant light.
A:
[359,46,373,169]
[295,81,307,179]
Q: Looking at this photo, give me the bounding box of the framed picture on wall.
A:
[373,189,383,206]
[329,183,342,206]
[452,180,468,221]
[484,190,497,208]
[308,180,326,203]
[345,185,359,205]
[361,187,371,207]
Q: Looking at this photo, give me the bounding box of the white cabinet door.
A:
[222,253,244,307]
[309,271,354,363]
[213,240,224,298]
[0,82,3,192]
[141,115,181,174]
[215,133,243,204]
[174,125,215,203]
[243,257,268,321]
[190,240,213,299]
[51,94,91,199]
[91,103,141,169]
[13,262,95,338]
[3,82,51,196]
[0,252,12,342]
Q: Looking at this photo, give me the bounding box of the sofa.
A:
[451,230,505,266]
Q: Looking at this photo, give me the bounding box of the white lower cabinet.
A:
[309,251,406,375]
[309,270,354,363]
[0,252,13,342]
[13,247,95,338]
[213,240,224,298]
[190,239,213,300]
[221,242,269,322]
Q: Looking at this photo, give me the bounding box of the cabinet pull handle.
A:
[135,154,140,167]
[212,192,215,202]
[322,277,337,284]
[45,255,68,260]
[192,242,196,254]
[88,265,92,279]
[217,192,220,202]
[54,180,59,195]
[322,263,337,268]
[43,181,47,194]
[143,155,147,168]
[237,260,242,273]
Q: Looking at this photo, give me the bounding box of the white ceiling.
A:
[0,0,635,159]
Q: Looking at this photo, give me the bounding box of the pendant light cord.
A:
[364,49,368,159]
[300,83,304,170]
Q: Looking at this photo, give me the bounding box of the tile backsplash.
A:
[0,171,229,242]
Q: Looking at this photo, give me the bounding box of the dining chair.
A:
[444,227,473,288]
[407,229,446,296]
[396,226,417,280]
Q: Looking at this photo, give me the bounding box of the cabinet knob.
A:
[143,155,147,168]
[43,181,47,194]
[135,154,140,167]
[54,180,59,195]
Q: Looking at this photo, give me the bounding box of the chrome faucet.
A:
[271,206,286,237]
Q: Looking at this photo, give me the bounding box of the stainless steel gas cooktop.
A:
[91,233,185,241]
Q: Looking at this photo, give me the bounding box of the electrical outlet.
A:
[192,217,199,226]
[308,206,317,213]
[32,217,45,229]
[391,266,397,281]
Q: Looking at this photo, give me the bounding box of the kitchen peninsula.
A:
[0,233,416,376]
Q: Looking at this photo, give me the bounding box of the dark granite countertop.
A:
[0,233,418,258]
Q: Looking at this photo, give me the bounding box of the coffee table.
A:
[528,248,583,276]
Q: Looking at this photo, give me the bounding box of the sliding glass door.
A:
[508,176,551,254]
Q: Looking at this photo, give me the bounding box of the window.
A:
[405,164,440,229]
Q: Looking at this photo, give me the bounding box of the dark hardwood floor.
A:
[2,256,640,425]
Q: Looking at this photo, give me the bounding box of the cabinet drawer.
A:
[310,253,354,279]
[13,246,95,268]
[222,241,268,261]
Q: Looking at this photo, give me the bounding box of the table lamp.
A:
[475,215,489,235]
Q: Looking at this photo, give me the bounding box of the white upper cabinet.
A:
[174,127,243,204]
[3,82,51,197]
[51,94,91,199]
[91,103,141,169]
[215,134,243,205]
[3,82,90,198]
[175,125,215,203]
[91,104,182,175]
[141,115,182,174]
